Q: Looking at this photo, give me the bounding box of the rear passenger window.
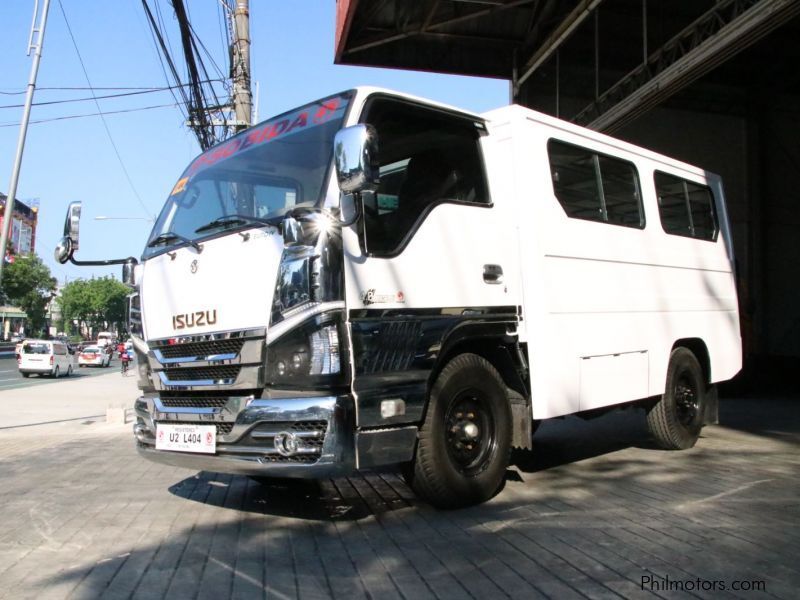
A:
[654,172,718,241]
[548,140,643,228]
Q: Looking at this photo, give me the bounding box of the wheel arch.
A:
[671,337,711,384]
[429,320,532,449]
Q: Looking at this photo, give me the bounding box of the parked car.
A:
[18,340,74,378]
[78,345,111,368]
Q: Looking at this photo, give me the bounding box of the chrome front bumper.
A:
[134,393,356,478]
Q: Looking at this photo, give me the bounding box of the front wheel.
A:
[405,353,512,509]
[647,347,706,450]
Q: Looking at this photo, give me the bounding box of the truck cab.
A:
[54,87,740,508]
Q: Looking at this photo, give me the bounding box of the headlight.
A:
[266,311,347,387]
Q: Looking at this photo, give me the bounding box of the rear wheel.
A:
[22,373,30,378]
[66,364,73,377]
[53,366,60,378]
[647,347,706,450]
[406,353,512,509]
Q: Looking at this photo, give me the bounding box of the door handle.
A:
[483,264,504,284]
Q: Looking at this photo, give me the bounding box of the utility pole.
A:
[231,0,252,131]
[0,0,52,289]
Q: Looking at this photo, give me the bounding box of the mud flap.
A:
[703,384,719,425]
[508,388,532,450]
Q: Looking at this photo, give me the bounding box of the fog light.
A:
[274,431,299,456]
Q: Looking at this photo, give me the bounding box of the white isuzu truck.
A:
[55,88,741,508]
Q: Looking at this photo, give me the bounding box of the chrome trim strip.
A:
[148,327,267,347]
[267,301,345,344]
[157,372,237,386]
[153,350,238,364]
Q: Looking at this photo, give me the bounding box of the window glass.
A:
[548,140,643,228]
[687,182,716,241]
[23,343,49,355]
[598,156,642,227]
[655,172,717,241]
[144,93,350,258]
[548,143,601,221]
[361,98,489,256]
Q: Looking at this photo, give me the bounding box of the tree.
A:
[59,277,130,337]
[0,254,57,336]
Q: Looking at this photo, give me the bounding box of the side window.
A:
[654,172,718,241]
[548,140,644,228]
[361,98,489,256]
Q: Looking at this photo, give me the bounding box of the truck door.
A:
[341,96,519,429]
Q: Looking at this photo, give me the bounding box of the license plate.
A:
[156,424,216,454]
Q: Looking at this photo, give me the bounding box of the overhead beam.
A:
[580,0,800,132]
[514,0,603,95]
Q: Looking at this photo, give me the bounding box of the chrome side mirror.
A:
[54,201,82,264]
[121,259,137,287]
[282,216,302,246]
[333,124,379,196]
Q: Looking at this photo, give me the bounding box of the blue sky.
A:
[0,1,508,283]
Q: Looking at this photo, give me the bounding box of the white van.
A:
[18,340,74,378]
[96,332,114,348]
[56,88,742,508]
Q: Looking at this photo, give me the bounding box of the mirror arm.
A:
[70,256,138,267]
[338,193,361,227]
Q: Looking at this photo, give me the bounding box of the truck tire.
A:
[406,353,512,508]
[647,347,706,450]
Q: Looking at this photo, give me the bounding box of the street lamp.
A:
[95,216,155,222]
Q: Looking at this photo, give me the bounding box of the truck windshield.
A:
[144,93,351,257]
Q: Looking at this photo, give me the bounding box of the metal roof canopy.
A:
[335,0,800,132]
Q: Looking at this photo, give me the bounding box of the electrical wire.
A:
[0,103,181,128]
[0,85,222,109]
[57,0,154,219]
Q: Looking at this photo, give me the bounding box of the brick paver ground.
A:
[0,395,797,599]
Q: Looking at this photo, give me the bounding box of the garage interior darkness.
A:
[335,0,800,390]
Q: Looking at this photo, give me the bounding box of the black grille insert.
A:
[157,338,245,360]
[160,397,229,409]
[161,365,241,382]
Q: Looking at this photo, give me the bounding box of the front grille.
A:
[160,397,229,408]
[161,365,241,382]
[156,421,234,436]
[157,338,244,360]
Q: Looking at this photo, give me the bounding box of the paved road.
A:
[0,376,797,599]
[0,354,126,393]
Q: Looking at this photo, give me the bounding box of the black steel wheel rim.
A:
[444,388,497,477]
[674,370,699,427]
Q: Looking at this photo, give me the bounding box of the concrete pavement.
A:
[0,377,797,599]
[0,367,138,431]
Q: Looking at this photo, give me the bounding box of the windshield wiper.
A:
[194,214,282,234]
[146,232,202,252]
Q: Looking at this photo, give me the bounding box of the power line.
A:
[0,87,193,109]
[0,81,224,95]
[0,103,182,128]
[57,0,153,219]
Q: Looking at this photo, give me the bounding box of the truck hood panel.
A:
[141,229,283,340]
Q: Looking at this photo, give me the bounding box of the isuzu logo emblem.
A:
[190,259,198,274]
